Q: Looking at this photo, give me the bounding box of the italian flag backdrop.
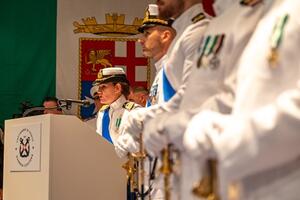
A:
[0,0,56,127]
[0,0,214,127]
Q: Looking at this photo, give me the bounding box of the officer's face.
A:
[43,101,62,115]
[97,83,121,105]
[128,91,148,107]
[93,94,103,111]
[156,0,184,19]
[139,27,164,61]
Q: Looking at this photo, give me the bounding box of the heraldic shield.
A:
[79,37,150,119]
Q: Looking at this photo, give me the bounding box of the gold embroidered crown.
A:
[73,13,143,36]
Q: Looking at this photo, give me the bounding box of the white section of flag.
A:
[135,65,148,82]
[115,41,126,57]
[135,41,144,57]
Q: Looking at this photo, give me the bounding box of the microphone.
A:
[58,99,91,107]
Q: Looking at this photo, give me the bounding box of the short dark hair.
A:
[43,96,62,111]
[114,82,130,98]
[132,86,149,94]
[43,96,59,104]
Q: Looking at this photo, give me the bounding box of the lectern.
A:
[4,114,126,200]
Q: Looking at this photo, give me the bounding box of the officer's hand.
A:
[162,111,192,150]
[115,133,140,158]
[143,114,169,156]
[114,144,128,158]
[183,110,226,159]
[119,108,146,138]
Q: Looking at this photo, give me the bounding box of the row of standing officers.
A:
[92,0,300,199]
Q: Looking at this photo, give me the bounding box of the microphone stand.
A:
[58,101,72,110]
[58,99,91,110]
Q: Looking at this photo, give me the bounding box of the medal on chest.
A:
[115,117,122,129]
[148,84,158,105]
[268,14,289,68]
[197,34,225,70]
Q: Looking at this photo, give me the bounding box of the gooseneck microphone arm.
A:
[58,99,91,110]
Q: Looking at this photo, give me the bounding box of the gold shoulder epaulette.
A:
[240,0,262,7]
[191,13,206,24]
[100,104,109,112]
[123,102,135,111]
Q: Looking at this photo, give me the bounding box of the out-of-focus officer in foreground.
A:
[184,0,300,200]
[142,0,276,199]
[117,0,210,199]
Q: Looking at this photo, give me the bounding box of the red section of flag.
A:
[80,39,114,80]
[109,41,148,88]
[80,38,149,88]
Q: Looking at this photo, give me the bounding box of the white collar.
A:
[213,0,239,16]
[172,3,204,35]
[110,95,126,110]
[155,54,167,72]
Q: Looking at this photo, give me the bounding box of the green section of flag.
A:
[0,0,57,127]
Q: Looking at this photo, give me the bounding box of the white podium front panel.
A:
[4,114,126,200]
[4,115,51,200]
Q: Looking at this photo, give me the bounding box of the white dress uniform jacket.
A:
[142,56,168,200]
[96,95,138,145]
[184,1,300,199]
[147,55,166,107]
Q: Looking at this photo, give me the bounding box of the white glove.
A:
[115,133,140,158]
[183,110,228,159]
[114,145,128,158]
[143,114,169,156]
[161,110,192,150]
[119,108,147,138]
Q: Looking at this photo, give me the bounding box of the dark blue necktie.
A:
[102,107,113,144]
